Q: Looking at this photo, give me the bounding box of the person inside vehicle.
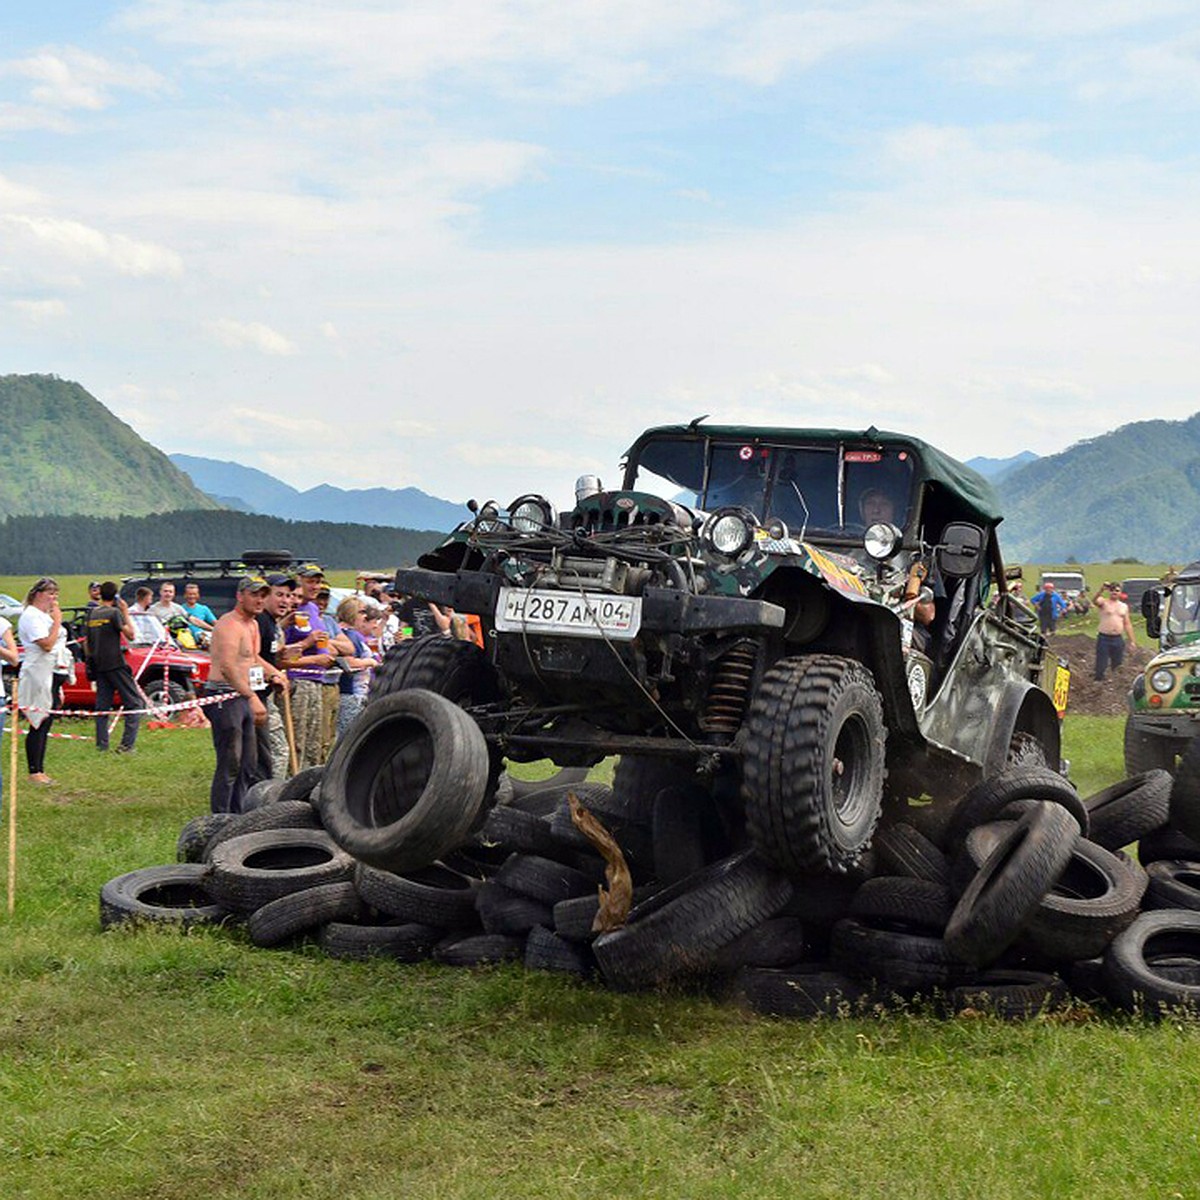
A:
[181,583,217,648]
[149,582,186,626]
[130,587,154,614]
[857,488,897,527]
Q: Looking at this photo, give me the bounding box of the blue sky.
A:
[4,1,1200,507]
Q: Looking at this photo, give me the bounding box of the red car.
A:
[58,607,210,710]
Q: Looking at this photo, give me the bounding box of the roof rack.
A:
[129,552,313,576]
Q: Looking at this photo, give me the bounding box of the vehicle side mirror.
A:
[936,523,985,579]
[1143,588,1163,640]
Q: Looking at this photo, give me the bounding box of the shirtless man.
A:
[205,576,288,814]
[1094,582,1137,681]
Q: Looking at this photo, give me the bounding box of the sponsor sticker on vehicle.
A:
[1053,661,1070,716]
[495,587,642,640]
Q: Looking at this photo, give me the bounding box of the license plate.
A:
[1053,662,1071,715]
[495,587,642,640]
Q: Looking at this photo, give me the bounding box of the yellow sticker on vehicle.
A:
[1053,662,1070,716]
[804,544,868,597]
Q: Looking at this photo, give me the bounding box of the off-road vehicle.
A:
[1125,562,1199,773]
[387,422,1067,876]
[119,550,309,617]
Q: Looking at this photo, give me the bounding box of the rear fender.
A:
[982,682,1061,776]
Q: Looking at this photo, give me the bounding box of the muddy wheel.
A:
[1124,720,1182,776]
[743,655,886,875]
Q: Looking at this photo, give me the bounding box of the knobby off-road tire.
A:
[592,851,793,990]
[319,689,491,872]
[367,636,501,708]
[1124,720,1181,777]
[743,655,887,876]
[100,864,226,930]
[176,813,235,863]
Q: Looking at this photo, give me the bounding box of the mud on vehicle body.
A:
[1125,562,1200,774]
[391,422,1065,876]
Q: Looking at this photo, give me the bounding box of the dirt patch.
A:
[1046,633,1148,717]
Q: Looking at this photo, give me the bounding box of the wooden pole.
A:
[280,684,299,776]
[8,678,20,916]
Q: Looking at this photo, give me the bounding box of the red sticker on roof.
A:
[845,451,882,463]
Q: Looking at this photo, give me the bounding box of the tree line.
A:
[0,510,446,574]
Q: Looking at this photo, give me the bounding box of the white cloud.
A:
[0,102,74,133]
[10,298,67,321]
[1,46,165,111]
[1,214,183,278]
[208,319,296,356]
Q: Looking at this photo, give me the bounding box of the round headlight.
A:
[509,494,556,533]
[864,522,901,561]
[703,508,755,558]
[473,500,505,534]
[1150,668,1176,693]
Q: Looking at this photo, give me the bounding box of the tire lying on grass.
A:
[201,800,322,863]
[592,851,793,991]
[176,813,235,864]
[1103,909,1200,1014]
[100,864,227,930]
[319,689,492,872]
[207,829,356,914]
[248,881,363,948]
[354,862,480,928]
[319,919,442,962]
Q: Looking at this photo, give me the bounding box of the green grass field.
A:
[1,713,1198,1199]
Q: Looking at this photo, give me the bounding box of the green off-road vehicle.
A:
[1125,562,1200,773]
[392,422,1067,876]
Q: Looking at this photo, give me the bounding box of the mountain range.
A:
[964,451,1039,482]
[0,374,218,519]
[169,454,466,532]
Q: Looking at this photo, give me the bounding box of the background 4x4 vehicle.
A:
[60,607,209,710]
[1126,563,1199,773]
[386,421,1067,877]
[119,550,310,616]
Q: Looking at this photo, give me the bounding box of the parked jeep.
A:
[386,422,1067,876]
[119,550,307,617]
[1125,562,1200,773]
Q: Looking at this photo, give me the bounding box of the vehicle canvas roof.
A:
[625,423,1002,525]
[1173,561,1200,585]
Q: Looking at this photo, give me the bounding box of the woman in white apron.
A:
[18,577,63,784]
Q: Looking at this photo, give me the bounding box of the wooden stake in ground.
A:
[279,684,299,776]
[8,679,19,916]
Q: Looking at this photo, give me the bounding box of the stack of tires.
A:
[98,686,1200,1019]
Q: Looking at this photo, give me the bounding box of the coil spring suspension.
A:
[700,640,758,736]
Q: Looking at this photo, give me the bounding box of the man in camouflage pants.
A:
[255,573,295,778]
[281,565,339,771]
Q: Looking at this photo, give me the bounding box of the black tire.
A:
[743,655,886,875]
[100,864,226,930]
[524,925,594,977]
[1022,839,1147,961]
[734,964,866,1018]
[201,800,322,863]
[1137,824,1200,866]
[652,784,715,886]
[433,932,524,967]
[354,862,480,928]
[1007,731,1049,770]
[1145,859,1200,912]
[242,779,286,812]
[319,689,491,872]
[319,919,441,962]
[544,784,626,851]
[476,805,559,858]
[944,767,1087,850]
[829,917,968,989]
[1084,771,1172,852]
[506,767,592,815]
[1103,909,1200,1013]
[611,757,690,826]
[711,916,808,973]
[474,881,553,936]
[549,796,654,873]
[947,970,1069,1018]
[277,766,325,805]
[1124,720,1182,776]
[494,853,595,906]
[207,829,356,914]
[1170,737,1200,843]
[945,802,1079,967]
[176,813,235,864]
[368,635,501,708]
[241,549,294,568]
[592,852,793,990]
[779,873,859,928]
[552,885,659,943]
[248,881,363,947]
[873,822,950,885]
[143,678,188,709]
[849,876,954,933]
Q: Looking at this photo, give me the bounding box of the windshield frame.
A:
[625,432,921,544]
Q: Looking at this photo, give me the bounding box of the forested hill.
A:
[996,412,1200,561]
[0,374,220,519]
[0,510,444,575]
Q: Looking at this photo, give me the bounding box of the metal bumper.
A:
[394,568,785,635]
[1127,710,1200,739]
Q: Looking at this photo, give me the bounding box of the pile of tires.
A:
[99,714,1200,1018]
